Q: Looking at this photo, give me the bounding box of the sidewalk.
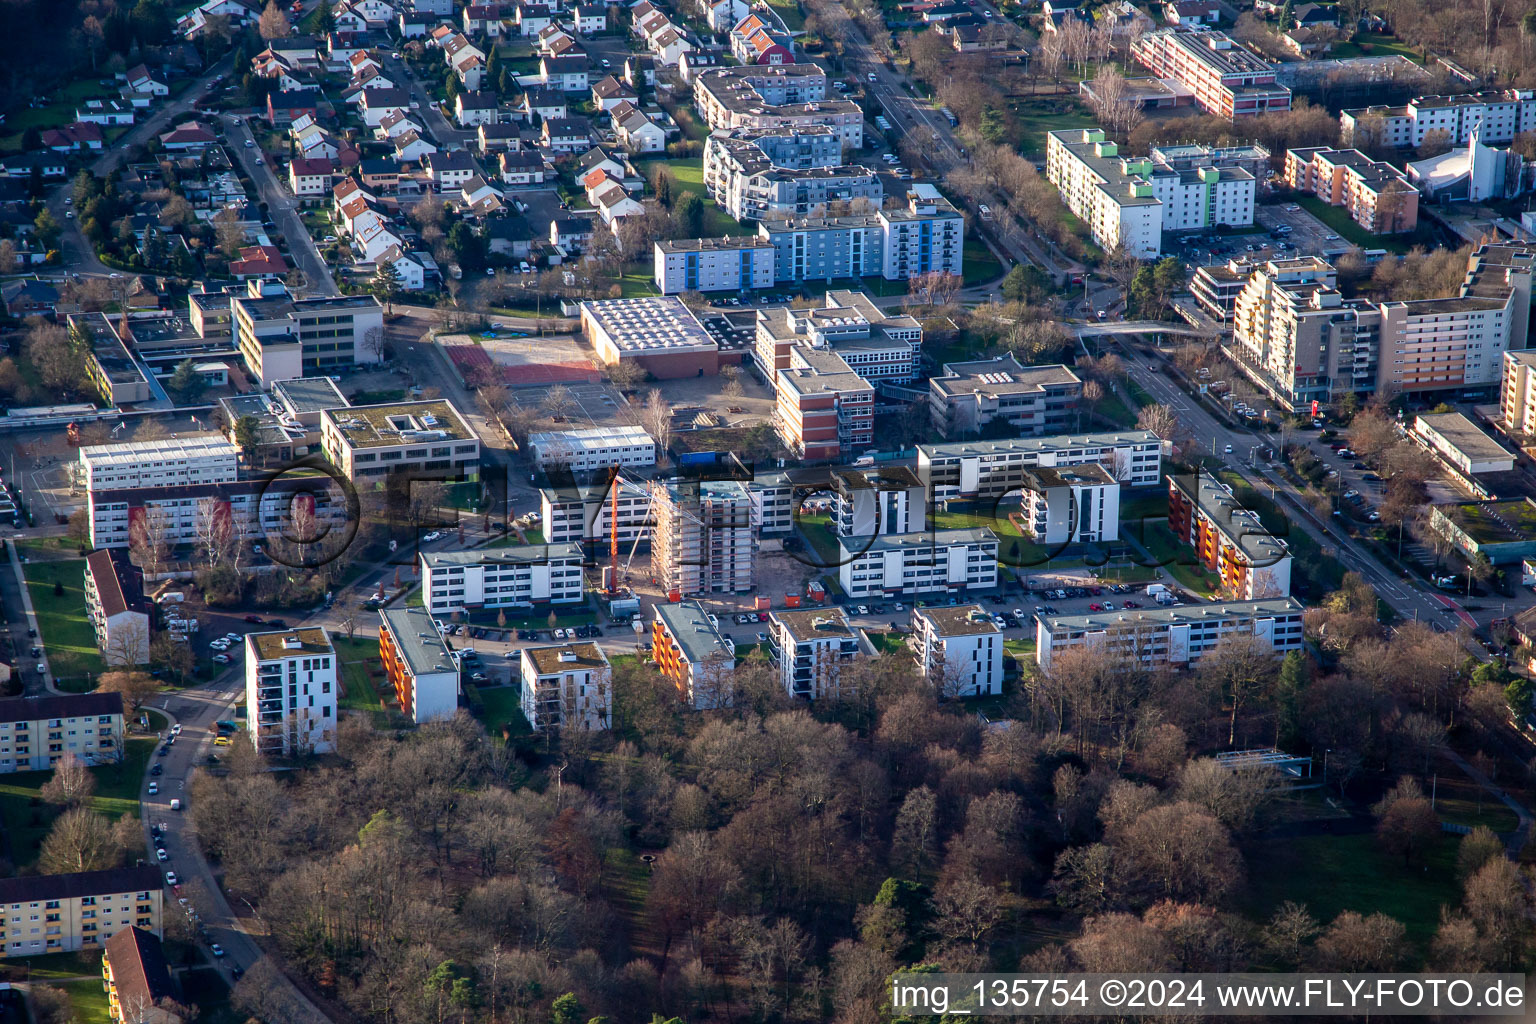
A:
[4,539,63,696]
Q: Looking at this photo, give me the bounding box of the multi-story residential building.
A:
[651,480,757,595]
[918,430,1166,500]
[692,64,863,147]
[1020,464,1121,545]
[928,354,1082,438]
[580,296,720,379]
[243,628,338,756]
[911,605,1003,697]
[740,189,968,284]
[320,400,481,482]
[420,544,586,614]
[879,188,965,280]
[1500,350,1536,438]
[528,425,657,472]
[773,347,875,460]
[103,926,178,1024]
[1168,473,1292,599]
[1131,29,1292,119]
[68,313,153,406]
[519,642,612,730]
[1282,147,1419,234]
[0,693,124,773]
[232,286,385,387]
[651,600,737,708]
[755,289,924,386]
[653,236,777,293]
[541,475,654,547]
[702,127,881,222]
[0,867,162,957]
[84,550,150,667]
[85,475,348,551]
[1228,256,1364,411]
[1341,89,1536,149]
[1046,127,1258,258]
[1035,597,1306,671]
[832,466,925,538]
[838,527,999,598]
[79,436,239,492]
[1190,257,1257,322]
[768,607,875,699]
[377,606,460,725]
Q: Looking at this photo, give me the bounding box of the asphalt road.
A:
[225,117,339,297]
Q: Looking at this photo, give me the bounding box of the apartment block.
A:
[84,550,151,667]
[918,430,1166,500]
[652,600,737,708]
[651,480,757,595]
[911,604,1003,697]
[232,286,384,387]
[1282,147,1419,234]
[1190,256,1257,322]
[79,436,239,492]
[0,693,125,773]
[321,400,481,481]
[528,425,657,472]
[652,236,777,293]
[703,127,880,222]
[1131,29,1292,119]
[1021,464,1121,545]
[1341,89,1536,149]
[0,867,163,957]
[773,347,875,461]
[85,474,350,551]
[1035,598,1306,671]
[768,607,875,700]
[243,628,338,756]
[755,289,924,385]
[419,544,586,614]
[928,354,1082,438]
[378,606,459,725]
[832,465,925,538]
[1046,127,1258,258]
[1168,473,1291,599]
[838,527,1000,598]
[519,642,612,730]
[540,475,654,546]
[692,64,863,147]
[1500,350,1536,438]
[103,926,178,1024]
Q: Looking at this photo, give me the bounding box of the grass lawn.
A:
[618,268,660,298]
[1328,33,1422,60]
[1136,520,1219,596]
[13,950,104,980]
[23,559,107,682]
[634,159,755,237]
[333,635,387,713]
[933,504,1048,568]
[764,0,806,29]
[867,631,910,655]
[1008,96,1097,158]
[59,977,112,1024]
[475,684,528,736]
[1431,777,1519,833]
[0,80,111,153]
[963,239,1006,286]
[1243,832,1459,960]
[1293,194,1438,254]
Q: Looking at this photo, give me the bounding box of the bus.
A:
[939,107,959,126]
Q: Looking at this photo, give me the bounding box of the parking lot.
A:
[1255,203,1352,259]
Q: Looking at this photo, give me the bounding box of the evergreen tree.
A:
[171,245,198,279]
[168,358,206,400]
[26,165,43,200]
[1278,0,1295,30]
[372,259,403,313]
[316,0,336,33]
[142,226,165,268]
[233,415,262,459]
[674,192,704,236]
[21,127,41,154]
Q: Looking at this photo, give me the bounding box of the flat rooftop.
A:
[1434,497,1536,544]
[1024,463,1117,489]
[1415,412,1511,464]
[654,600,735,665]
[1170,473,1290,565]
[247,627,334,661]
[524,641,609,676]
[80,434,238,467]
[421,542,585,567]
[379,606,457,678]
[773,606,855,643]
[655,236,775,254]
[931,358,1081,398]
[580,296,717,354]
[273,376,349,414]
[920,430,1163,461]
[1041,597,1305,633]
[324,400,474,447]
[839,527,998,557]
[528,424,654,450]
[915,603,1000,637]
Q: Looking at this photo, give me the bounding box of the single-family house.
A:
[477,123,522,151]
[356,218,408,262]
[460,174,506,214]
[651,26,693,66]
[592,74,637,110]
[1,278,60,318]
[267,88,320,126]
[42,122,106,151]
[616,108,666,153]
[158,122,217,150]
[463,3,506,35]
[360,87,411,127]
[425,150,480,188]
[517,1,554,35]
[542,116,591,153]
[575,4,609,33]
[541,54,591,91]
[229,244,290,281]
[376,108,426,139]
[393,129,439,162]
[485,216,537,257]
[521,88,569,120]
[359,158,402,190]
[624,53,656,88]
[76,99,135,125]
[455,90,501,126]
[289,157,337,196]
[377,245,433,290]
[498,149,551,185]
[398,10,433,36]
[594,181,644,225]
[550,216,595,250]
[1164,0,1220,23]
[125,64,170,97]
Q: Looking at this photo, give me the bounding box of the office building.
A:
[1020,464,1121,544]
[68,313,153,406]
[838,527,999,598]
[651,600,737,708]
[692,64,863,147]
[702,127,880,222]
[420,544,586,614]
[378,606,460,725]
[1429,497,1536,563]
[1168,473,1292,599]
[528,425,657,472]
[772,346,875,461]
[1411,412,1514,475]
[832,465,925,538]
[232,286,385,387]
[0,693,125,773]
[579,296,719,379]
[0,867,163,957]
[320,400,481,482]
[767,607,875,700]
[928,354,1082,438]
[651,479,757,595]
[911,605,1003,697]
[1282,147,1419,234]
[1341,89,1536,149]
[103,926,179,1024]
[79,436,239,492]
[244,628,338,756]
[755,289,924,385]
[1131,29,1292,119]
[652,236,777,294]
[519,642,612,731]
[1046,127,1258,258]
[918,430,1166,500]
[84,550,151,667]
[1500,349,1536,438]
[1035,598,1306,671]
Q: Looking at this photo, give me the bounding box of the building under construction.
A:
[652,479,758,596]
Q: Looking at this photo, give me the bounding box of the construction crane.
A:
[608,470,620,595]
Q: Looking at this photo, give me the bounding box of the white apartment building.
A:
[1046,127,1257,259]
[244,628,338,756]
[377,606,460,725]
[702,128,881,222]
[541,476,654,545]
[653,236,777,293]
[1342,90,1536,149]
[78,436,239,492]
[911,605,1003,697]
[1020,464,1121,545]
[755,289,925,386]
[83,551,150,667]
[85,475,349,551]
[0,693,125,773]
[918,430,1167,501]
[0,867,163,957]
[838,528,999,599]
[321,400,481,482]
[928,354,1083,438]
[651,600,736,708]
[1035,598,1306,671]
[753,191,966,286]
[528,425,658,472]
[420,544,586,614]
[692,64,863,147]
[1500,350,1536,438]
[769,607,875,700]
[832,465,925,538]
[519,642,612,731]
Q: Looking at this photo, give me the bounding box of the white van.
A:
[170,799,183,811]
